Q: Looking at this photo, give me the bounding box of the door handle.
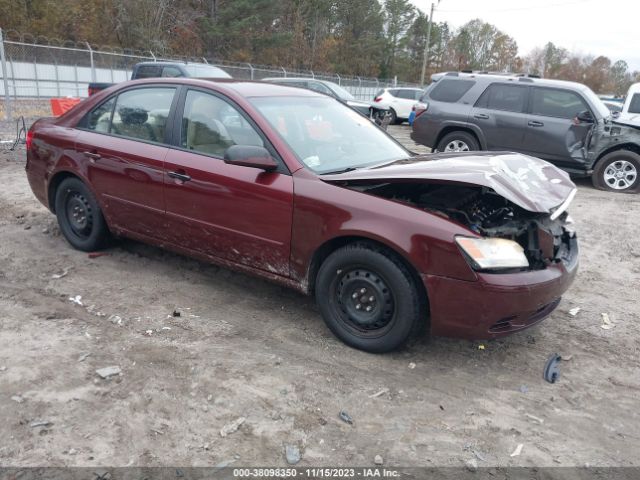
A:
[83,151,101,161]
[474,113,489,119]
[168,171,191,182]
[528,121,544,127]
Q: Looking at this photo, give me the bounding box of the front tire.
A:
[592,150,640,192]
[436,131,480,153]
[315,243,424,353]
[54,177,110,251]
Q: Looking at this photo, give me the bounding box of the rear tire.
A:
[436,131,480,153]
[315,243,424,353]
[54,177,110,251]
[592,150,640,193]
[389,108,398,125]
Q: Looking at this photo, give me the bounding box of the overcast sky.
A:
[408,0,640,71]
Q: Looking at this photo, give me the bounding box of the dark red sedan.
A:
[26,78,579,352]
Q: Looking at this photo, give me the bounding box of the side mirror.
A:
[224,145,278,171]
[575,110,594,123]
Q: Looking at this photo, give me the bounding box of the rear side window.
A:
[476,84,528,113]
[161,66,183,78]
[628,93,640,114]
[110,88,176,143]
[429,79,475,103]
[388,89,400,97]
[531,88,588,119]
[85,97,115,132]
[134,65,162,79]
[397,90,420,100]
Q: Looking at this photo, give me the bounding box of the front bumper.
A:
[422,237,579,339]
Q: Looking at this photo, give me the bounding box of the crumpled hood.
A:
[321,152,577,214]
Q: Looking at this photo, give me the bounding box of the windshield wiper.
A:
[320,167,358,175]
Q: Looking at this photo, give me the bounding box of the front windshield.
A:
[325,82,355,101]
[250,96,409,174]
[582,87,612,119]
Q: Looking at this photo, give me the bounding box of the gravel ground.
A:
[0,121,639,468]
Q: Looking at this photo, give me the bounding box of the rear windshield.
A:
[134,65,162,79]
[429,79,475,103]
[628,93,640,114]
[183,64,232,78]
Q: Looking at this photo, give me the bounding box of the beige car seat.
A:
[184,98,234,156]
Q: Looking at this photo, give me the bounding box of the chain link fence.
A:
[0,28,421,121]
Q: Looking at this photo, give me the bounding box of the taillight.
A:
[374,96,383,102]
[414,102,428,119]
[26,129,34,151]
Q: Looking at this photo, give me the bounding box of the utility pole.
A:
[420,1,440,86]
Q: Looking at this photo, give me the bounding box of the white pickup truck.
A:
[618,83,640,127]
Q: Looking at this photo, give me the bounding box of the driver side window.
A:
[181,90,264,158]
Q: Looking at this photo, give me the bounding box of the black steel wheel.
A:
[316,243,424,352]
[54,177,110,251]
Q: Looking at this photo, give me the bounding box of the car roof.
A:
[135,61,211,68]
[117,77,325,98]
[432,72,589,92]
[386,87,423,90]
[262,77,338,86]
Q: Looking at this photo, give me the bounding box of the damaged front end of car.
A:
[320,152,580,339]
[322,152,579,275]
[352,181,577,273]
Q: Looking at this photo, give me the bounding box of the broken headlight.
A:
[456,236,529,270]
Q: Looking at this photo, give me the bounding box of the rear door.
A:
[163,88,294,275]
[522,87,593,165]
[470,83,529,151]
[394,89,421,118]
[75,86,177,236]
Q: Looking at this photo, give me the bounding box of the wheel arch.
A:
[306,235,429,319]
[435,125,484,151]
[48,170,81,214]
[48,169,107,217]
[594,143,640,167]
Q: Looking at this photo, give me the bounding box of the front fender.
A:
[290,173,478,287]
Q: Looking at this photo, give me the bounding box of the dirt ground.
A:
[1,123,639,469]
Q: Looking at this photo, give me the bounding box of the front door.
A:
[469,83,529,151]
[163,89,294,276]
[75,86,176,236]
[522,87,593,166]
